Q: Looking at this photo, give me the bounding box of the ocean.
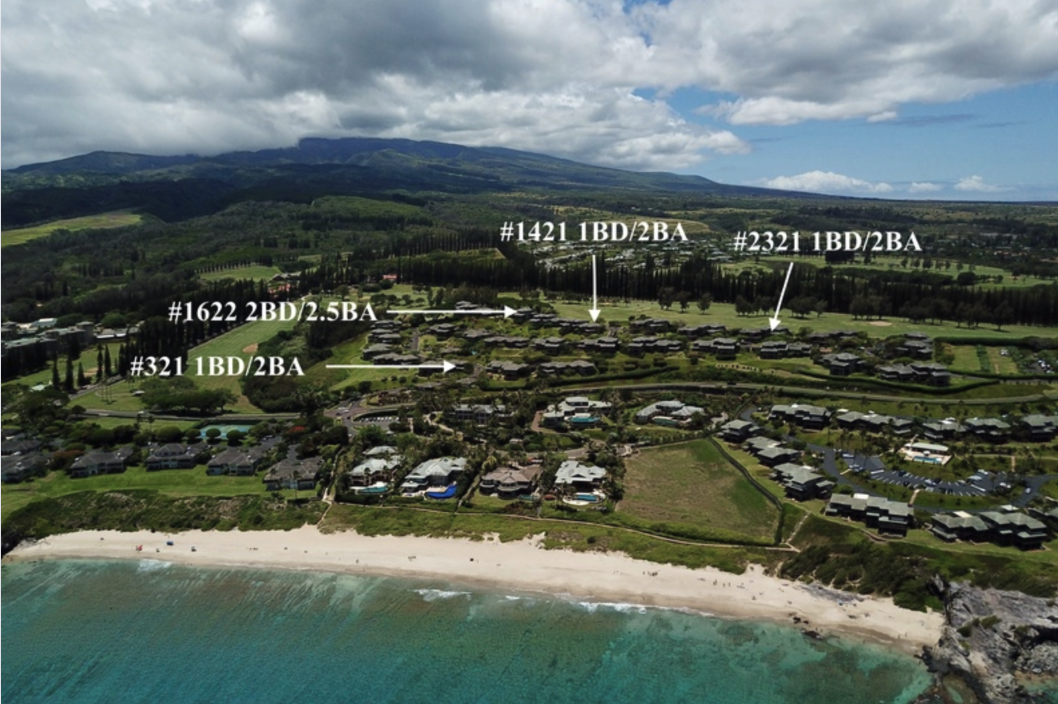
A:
[2,559,935,704]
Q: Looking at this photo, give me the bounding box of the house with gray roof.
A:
[554,460,607,492]
[978,506,1048,550]
[207,446,270,476]
[929,511,990,543]
[1020,414,1058,442]
[70,448,133,478]
[400,457,467,493]
[634,399,705,426]
[479,465,542,498]
[771,463,834,500]
[821,352,862,376]
[2,452,49,483]
[719,419,760,443]
[825,493,912,536]
[769,403,831,429]
[347,456,403,487]
[964,417,1011,443]
[145,443,200,471]
[263,457,322,491]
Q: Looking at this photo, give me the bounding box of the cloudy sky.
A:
[3,0,1057,200]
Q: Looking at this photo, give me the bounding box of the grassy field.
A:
[1,342,124,393]
[0,464,291,525]
[200,265,281,282]
[541,296,1058,341]
[620,440,779,541]
[2,211,143,247]
[186,318,303,413]
[722,255,1045,290]
[901,528,1058,567]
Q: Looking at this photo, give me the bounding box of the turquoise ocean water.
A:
[3,559,936,704]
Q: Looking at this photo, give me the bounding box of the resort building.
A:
[690,337,738,359]
[922,420,965,441]
[634,400,705,426]
[400,457,467,493]
[964,418,1012,443]
[770,463,834,500]
[821,352,862,376]
[929,511,991,543]
[347,456,403,488]
[447,403,511,425]
[206,446,270,476]
[1,452,49,483]
[145,443,201,471]
[719,419,761,443]
[825,493,912,536]
[553,460,607,492]
[978,506,1049,550]
[538,360,597,377]
[263,457,322,491]
[768,403,831,430]
[1020,414,1058,442]
[542,396,613,429]
[486,360,530,380]
[479,465,542,498]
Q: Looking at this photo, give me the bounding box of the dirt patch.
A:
[242,343,259,353]
[868,321,893,327]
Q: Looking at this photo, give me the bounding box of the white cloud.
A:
[632,0,1058,125]
[760,170,894,194]
[954,175,1012,192]
[2,0,1057,167]
[909,182,943,193]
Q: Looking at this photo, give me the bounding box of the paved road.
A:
[562,381,1056,406]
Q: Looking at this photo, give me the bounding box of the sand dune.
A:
[6,526,943,655]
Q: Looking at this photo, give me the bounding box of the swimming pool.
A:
[575,493,601,502]
[426,484,457,499]
[359,485,389,494]
[913,456,942,464]
[198,424,253,439]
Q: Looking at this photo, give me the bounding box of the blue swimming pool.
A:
[913,456,942,464]
[575,493,600,502]
[569,416,599,425]
[359,485,389,494]
[426,484,457,499]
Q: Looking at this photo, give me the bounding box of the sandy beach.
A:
[5,527,943,655]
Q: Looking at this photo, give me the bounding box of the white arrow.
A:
[589,254,601,322]
[768,262,795,331]
[389,306,516,319]
[326,360,456,374]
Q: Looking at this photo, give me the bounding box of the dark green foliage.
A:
[783,515,1058,610]
[2,491,325,546]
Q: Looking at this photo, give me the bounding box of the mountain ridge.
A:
[1,136,819,228]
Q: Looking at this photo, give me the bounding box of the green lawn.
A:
[2,211,143,247]
[2,342,125,393]
[621,439,779,541]
[540,296,1058,341]
[184,317,302,413]
[901,528,1058,567]
[0,463,287,525]
[724,255,1045,291]
[987,347,1020,375]
[199,265,281,282]
[325,334,411,391]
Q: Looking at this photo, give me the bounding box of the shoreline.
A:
[4,526,943,656]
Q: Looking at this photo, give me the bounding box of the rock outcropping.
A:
[922,581,1058,703]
